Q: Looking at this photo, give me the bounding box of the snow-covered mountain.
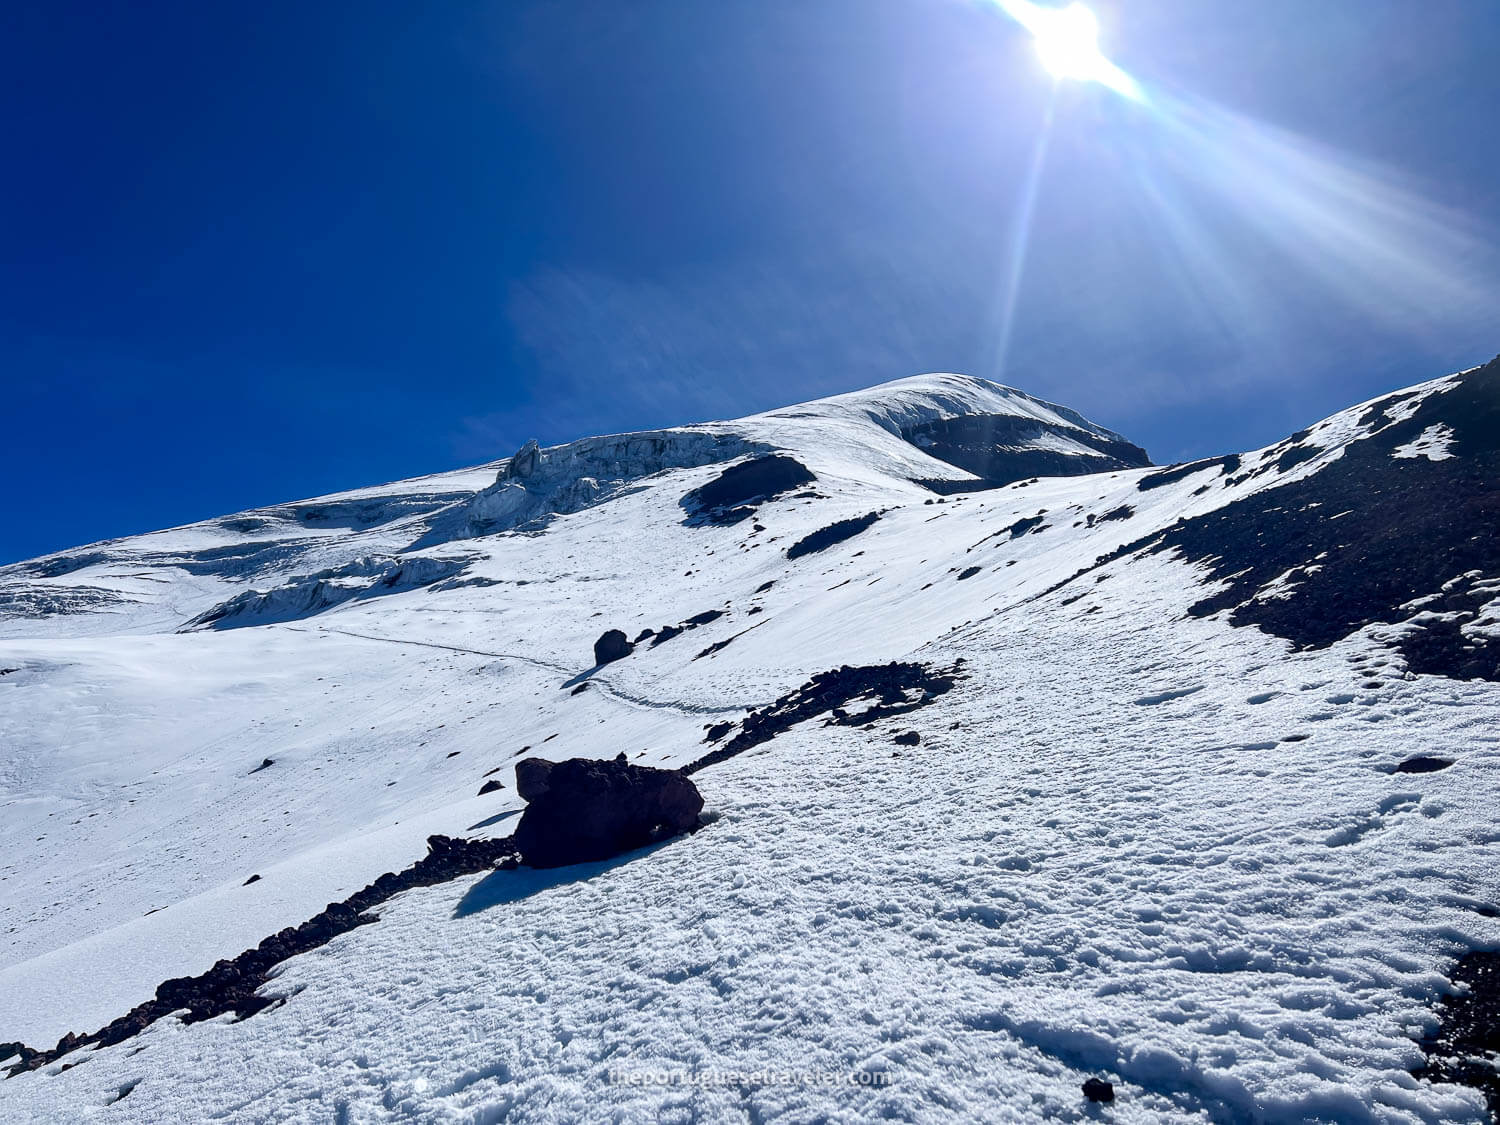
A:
[1,364,1497,1122]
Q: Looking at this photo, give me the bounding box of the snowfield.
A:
[2,367,1498,1122]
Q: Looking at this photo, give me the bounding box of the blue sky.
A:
[4,0,1499,563]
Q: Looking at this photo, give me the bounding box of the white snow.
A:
[1393,424,1457,462]
[0,371,1495,1123]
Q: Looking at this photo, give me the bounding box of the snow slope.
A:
[1,367,1498,1122]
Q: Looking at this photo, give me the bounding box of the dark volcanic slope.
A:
[906,413,1151,492]
[1128,357,1500,679]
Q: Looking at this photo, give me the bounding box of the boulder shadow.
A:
[465,808,522,832]
[452,838,675,919]
[561,667,599,689]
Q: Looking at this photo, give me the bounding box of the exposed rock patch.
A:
[687,660,963,773]
[1051,359,1500,681]
[681,455,815,526]
[904,413,1149,489]
[786,512,882,560]
[1082,1077,1115,1103]
[1137,455,1241,491]
[1415,950,1500,1118]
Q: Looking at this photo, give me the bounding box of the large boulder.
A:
[593,629,634,666]
[513,755,704,868]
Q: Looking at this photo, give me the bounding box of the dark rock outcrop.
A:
[513,756,704,869]
[1136,454,1240,491]
[1134,359,1500,680]
[786,512,882,560]
[593,629,634,666]
[688,661,963,774]
[905,413,1149,489]
[682,455,815,525]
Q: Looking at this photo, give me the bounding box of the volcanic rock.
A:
[513,757,704,868]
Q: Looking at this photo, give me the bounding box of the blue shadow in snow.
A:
[453,838,675,918]
[560,665,601,690]
[466,808,521,832]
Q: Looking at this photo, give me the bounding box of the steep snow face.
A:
[2,365,1499,1123]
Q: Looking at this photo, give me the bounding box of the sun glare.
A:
[1031,4,1102,81]
[994,0,1143,101]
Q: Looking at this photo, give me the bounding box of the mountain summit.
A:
[2,361,1498,1122]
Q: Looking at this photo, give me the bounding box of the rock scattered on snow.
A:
[593,629,634,666]
[1082,1077,1115,1103]
[478,779,505,795]
[689,661,962,773]
[1394,755,1454,774]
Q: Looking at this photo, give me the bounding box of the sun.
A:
[1031,3,1105,82]
[996,0,1143,101]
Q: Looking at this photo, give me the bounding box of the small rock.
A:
[894,731,920,746]
[593,629,634,666]
[1395,755,1454,773]
[249,757,275,774]
[478,779,505,796]
[243,874,261,886]
[1082,1077,1114,1103]
[651,624,684,647]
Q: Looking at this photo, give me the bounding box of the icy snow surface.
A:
[1,372,1497,1123]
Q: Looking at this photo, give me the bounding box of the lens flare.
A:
[977,0,1495,384]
